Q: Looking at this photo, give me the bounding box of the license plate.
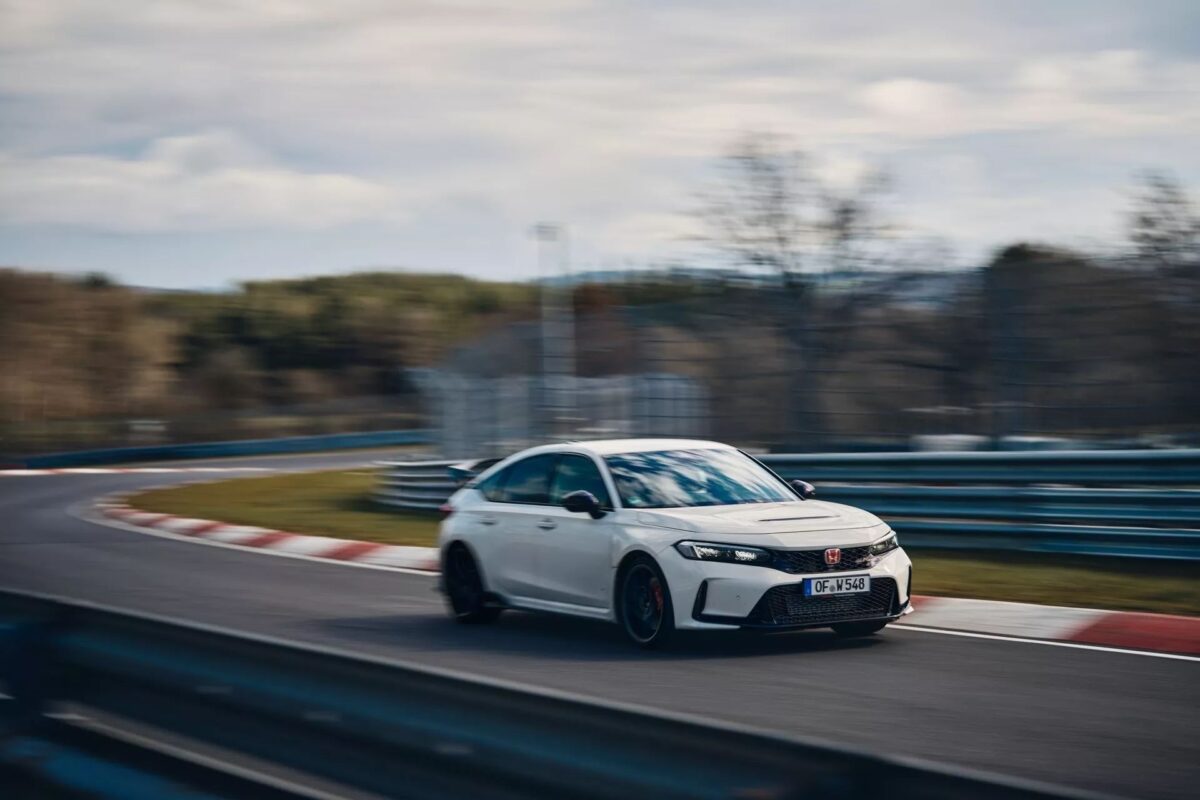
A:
[803,574,871,597]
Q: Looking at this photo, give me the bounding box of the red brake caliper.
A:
[651,580,664,612]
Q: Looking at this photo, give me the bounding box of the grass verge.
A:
[132,469,1200,616]
[133,468,438,547]
[912,549,1198,617]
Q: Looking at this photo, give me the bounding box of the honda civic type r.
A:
[438,439,913,647]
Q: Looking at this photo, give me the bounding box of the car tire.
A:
[616,555,675,648]
[831,620,888,638]
[443,544,500,624]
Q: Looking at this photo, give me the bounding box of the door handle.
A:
[479,516,498,526]
[537,519,557,530]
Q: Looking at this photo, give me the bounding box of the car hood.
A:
[632,500,889,547]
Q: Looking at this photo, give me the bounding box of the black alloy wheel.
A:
[619,557,674,647]
[444,545,500,623]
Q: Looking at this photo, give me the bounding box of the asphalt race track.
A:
[2,451,1197,799]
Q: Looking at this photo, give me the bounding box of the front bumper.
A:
[662,546,913,631]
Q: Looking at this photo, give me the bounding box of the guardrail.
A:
[375,458,461,510]
[0,588,1089,800]
[374,450,1200,559]
[759,449,1200,486]
[21,428,432,468]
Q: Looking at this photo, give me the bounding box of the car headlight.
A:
[674,541,774,567]
[868,532,899,557]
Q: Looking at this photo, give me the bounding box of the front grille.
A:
[772,545,874,574]
[750,578,897,627]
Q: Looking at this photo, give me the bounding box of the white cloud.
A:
[859,79,965,118]
[0,131,395,231]
[0,1,1197,281]
[1015,50,1147,93]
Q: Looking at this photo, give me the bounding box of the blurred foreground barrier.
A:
[0,589,1091,800]
[376,450,1200,559]
[22,428,431,468]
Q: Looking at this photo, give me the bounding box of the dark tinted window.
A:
[550,454,611,507]
[497,454,557,504]
[604,448,794,509]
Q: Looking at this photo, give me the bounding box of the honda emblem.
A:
[824,547,841,566]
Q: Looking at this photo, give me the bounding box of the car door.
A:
[484,453,559,600]
[533,454,617,608]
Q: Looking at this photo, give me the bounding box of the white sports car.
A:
[438,439,913,647]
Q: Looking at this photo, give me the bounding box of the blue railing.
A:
[21,428,432,468]
[759,450,1200,559]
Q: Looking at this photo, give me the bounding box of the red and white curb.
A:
[96,500,1199,656]
[3,467,274,476]
[901,595,1200,656]
[98,501,438,572]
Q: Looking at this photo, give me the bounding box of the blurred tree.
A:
[1127,172,1200,427]
[696,133,815,279]
[1129,172,1199,271]
[694,133,895,445]
[80,272,115,290]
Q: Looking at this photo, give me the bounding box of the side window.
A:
[550,455,612,508]
[497,454,557,505]
[473,467,509,502]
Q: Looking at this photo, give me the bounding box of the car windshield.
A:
[603,448,794,509]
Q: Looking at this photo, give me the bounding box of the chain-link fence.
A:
[416,254,1200,455]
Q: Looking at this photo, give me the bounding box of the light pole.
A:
[532,223,575,440]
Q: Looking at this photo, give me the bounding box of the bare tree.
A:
[820,168,893,276]
[696,133,815,280]
[1129,171,1199,271]
[696,133,893,281]
[694,133,895,445]
[1127,172,1200,426]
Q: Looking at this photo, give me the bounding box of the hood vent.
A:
[759,514,835,522]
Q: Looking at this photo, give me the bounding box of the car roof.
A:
[518,438,733,457]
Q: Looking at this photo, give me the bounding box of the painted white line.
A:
[357,545,440,569]
[122,511,168,526]
[154,517,218,534]
[904,596,1107,640]
[201,526,273,544]
[892,623,1200,662]
[267,535,347,556]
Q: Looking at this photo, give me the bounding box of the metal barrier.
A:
[0,589,1088,800]
[374,450,1200,559]
[22,428,432,468]
[758,449,1200,486]
[374,458,461,510]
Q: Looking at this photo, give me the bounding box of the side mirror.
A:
[789,480,816,501]
[562,490,606,519]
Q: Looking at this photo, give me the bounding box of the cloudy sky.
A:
[1,1,1197,288]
